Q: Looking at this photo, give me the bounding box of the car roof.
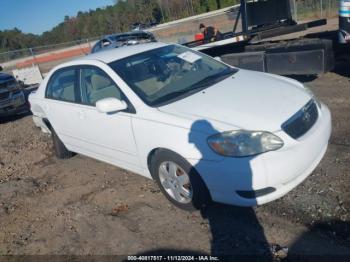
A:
[83,42,171,64]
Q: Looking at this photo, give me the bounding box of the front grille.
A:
[282,99,319,139]
[0,91,9,100]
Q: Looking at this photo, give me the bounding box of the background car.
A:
[131,22,159,31]
[0,66,27,118]
[29,43,331,211]
[91,31,156,54]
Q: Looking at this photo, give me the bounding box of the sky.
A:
[0,0,114,35]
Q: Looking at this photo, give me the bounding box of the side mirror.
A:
[214,56,222,62]
[0,66,3,71]
[96,97,127,113]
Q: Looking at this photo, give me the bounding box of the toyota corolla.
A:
[29,42,331,210]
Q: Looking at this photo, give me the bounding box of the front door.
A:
[75,65,141,173]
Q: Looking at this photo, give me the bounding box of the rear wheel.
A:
[150,150,211,211]
[51,128,74,159]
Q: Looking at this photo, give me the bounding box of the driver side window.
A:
[79,66,122,106]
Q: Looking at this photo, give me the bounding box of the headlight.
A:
[207,130,284,157]
[304,85,321,108]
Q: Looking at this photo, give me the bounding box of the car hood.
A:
[0,73,14,86]
[158,70,312,132]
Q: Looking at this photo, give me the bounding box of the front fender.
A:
[132,117,224,176]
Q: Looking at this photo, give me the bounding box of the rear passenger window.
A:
[80,67,122,106]
[46,68,77,103]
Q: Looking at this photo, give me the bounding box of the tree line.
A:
[0,0,238,53]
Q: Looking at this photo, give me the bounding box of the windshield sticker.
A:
[177,51,202,64]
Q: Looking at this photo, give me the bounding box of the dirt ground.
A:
[0,62,350,261]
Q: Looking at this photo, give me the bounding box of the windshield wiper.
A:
[190,68,235,90]
[151,89,193,106]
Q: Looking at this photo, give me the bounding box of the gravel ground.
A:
[0,63,349,261]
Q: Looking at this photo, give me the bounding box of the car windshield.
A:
[108,45,237,106]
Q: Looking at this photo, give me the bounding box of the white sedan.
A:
[29,42,331,210]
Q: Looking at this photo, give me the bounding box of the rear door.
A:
[44,66,86,151]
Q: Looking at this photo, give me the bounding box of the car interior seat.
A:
[58,74,75,101]
[90,72,121,105]
[132,62,167,96]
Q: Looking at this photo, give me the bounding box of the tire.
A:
[150,149,211,211]
[51,128,74,159]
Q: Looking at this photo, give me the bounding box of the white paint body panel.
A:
[159,70,311,132]
[29,43,331,206]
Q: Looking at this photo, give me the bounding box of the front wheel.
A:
[150,150,211,211]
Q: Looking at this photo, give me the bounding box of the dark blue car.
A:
[0,66,27,117]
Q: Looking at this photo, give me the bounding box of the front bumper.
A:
[188,103,332,207]
[0,90,27,117]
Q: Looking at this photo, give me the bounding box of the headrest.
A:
[91,73,112,90]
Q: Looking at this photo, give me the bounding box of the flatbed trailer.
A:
[184,0,335,75]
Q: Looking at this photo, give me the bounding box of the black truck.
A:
[0,66,27,117]
[184,0,336,75]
